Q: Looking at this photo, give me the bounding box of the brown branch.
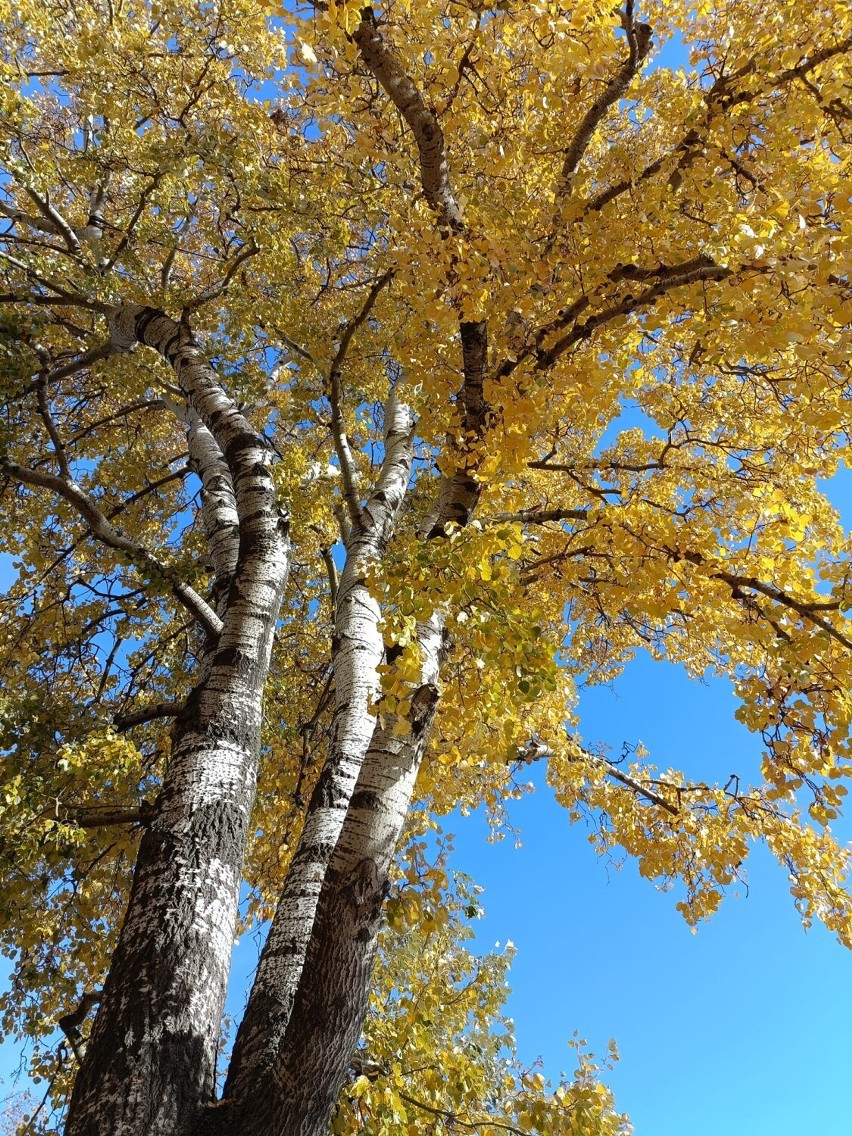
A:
[677,551,852,650]
[103,174,163,272]
[58,990,102,1040]
[181,240,259,316]
[1,459,222,639]
[114,701,184,730]
[484,506,589,526]
[327,269,394,524]
[585,33,852,217]
[352,8,464,232]
[396,1089,536,1136]
[557,12,653,189]
[534,261,731,371]
[421,319,490,538]
[69,804,152,828]
[518,740,679,814]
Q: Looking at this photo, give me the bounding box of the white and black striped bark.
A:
[64,307,290,1136]
[222,614,445,1136]
[222,393,415,1109]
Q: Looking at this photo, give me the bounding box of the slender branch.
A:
[103,174,163,272]
[272,327,315,365]
[557,13,653,190]
[353,9,464,232]
[23,187,81,255]
[58,991,101,1062]
[677,550,852,650]
[67,804,151,828]
[107,464,189,519]
[181,241,259,315]
[584,33,852,218]
[0,201,64,238]
[484,506,589,526]
[396,1089,535,1136]
[114,701,184,730]
[318,544,339,611]
[35,374,71,478]
[48,342,114,383]
[518,740,679,814]
[1,458,223,639]
[534,261,731,372]
[327,269,394,524]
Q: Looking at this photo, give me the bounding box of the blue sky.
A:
[439,465,852,1136]
[448,653,852,1136]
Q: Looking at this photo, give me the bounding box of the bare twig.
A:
[326,269,394,524]
[1,458,223,639]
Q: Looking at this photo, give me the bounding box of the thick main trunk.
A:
[66,714,261,1136]
[65,307,290,1136]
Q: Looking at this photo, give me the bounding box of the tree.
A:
[0,0,851,1132]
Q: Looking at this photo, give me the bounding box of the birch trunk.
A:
[223,393,415,1108]
[222,615,444,1136]
[64,307,290,1136]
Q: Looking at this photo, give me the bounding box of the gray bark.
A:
[64,307,290,1136]
[223,391,415,1109]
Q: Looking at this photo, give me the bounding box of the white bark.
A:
[225,611,445,1136]
[65,306,290,1136]
[171,398,240,609]
[224,390,415,1103]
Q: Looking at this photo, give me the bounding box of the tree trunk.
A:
[65,307,290,1136]
[223,394,415,1108]
[225,616,444,1136]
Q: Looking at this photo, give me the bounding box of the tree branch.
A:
[484,506,589,526]
[1,458,223,639]
[22,187,81,255]
[181,240,259,315]
[114,701,184,730]
[557,11,653,190]
[517,740,679,815]
[327,270,394,524]
[676,550,852,651]
[67,804,152,828]
[584,33,852,218]
[534,260,731,372]
[353,8,464,232]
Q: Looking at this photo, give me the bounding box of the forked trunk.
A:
[65,306,290,1136]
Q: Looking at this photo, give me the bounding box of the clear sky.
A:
[442,464,852,1136]
[448,654,852,1136]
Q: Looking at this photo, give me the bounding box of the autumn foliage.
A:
[0,0,851,1133]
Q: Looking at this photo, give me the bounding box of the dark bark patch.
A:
[224,430,263,465]
[212,645,252,674]
[349,788,382,813]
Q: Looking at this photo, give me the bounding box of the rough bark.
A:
[226,615,445,1136]
[64,307,290,1136]
[222,391,415,1108]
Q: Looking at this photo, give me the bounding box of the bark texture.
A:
[223,392,415,1109]
[64,307,290,1136]
[226,616,444,1136]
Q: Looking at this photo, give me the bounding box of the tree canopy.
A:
[0,0,851,1133]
